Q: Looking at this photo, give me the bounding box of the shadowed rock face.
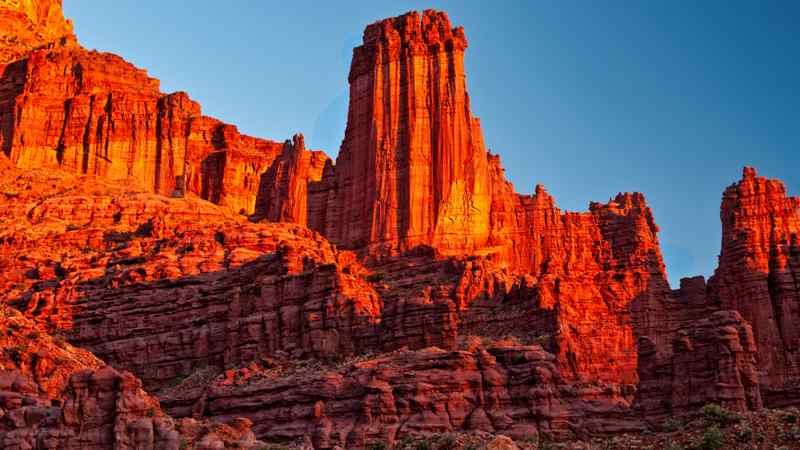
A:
[0,307,264,450]
[0,5,799,449]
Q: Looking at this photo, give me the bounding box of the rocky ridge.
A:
[0,3,798,450]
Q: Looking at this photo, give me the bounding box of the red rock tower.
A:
[709,167,800,404]
[320,10,495,254]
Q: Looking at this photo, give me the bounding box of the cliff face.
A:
[1,36,283,215]
[0,0,74,64]
[176,341,643,448]
[1,4,799,449]
[253,134,330,224]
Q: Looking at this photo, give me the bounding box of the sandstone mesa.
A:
[0,1,798,449]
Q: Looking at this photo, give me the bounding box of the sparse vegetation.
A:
[696,425,724,450]
[701,403,740,426]
[413,440,431,450]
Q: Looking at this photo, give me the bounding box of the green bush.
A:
[701,403,740,426]
[435,435,456,450]
[413,440,430,450]
[697,425,725,450]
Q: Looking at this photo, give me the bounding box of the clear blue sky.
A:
[64,1,799,287]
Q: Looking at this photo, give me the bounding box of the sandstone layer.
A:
[0,306,265,449]
[0,4,798,450]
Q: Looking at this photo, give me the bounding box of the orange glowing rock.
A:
[1,4,799,448]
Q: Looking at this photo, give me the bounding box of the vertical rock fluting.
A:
[253,134,331,224]
[314,11,494,254]
[708,167,800,406]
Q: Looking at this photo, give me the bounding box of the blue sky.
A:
[64,1,799,287]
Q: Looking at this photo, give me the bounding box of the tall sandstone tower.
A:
[312,11,496,255]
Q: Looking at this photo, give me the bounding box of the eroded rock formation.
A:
[0,0,74,64]
[0,307,265,449]
[253,134,330,224]
[1,12,284,214]
[308,11,496,255]
[708,167,800,406]
[0,4,798,449]
[170,341,642,449]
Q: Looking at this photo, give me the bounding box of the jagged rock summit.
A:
[0,4,798,450]
[0,0,75,64]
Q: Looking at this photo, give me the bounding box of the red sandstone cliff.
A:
[1,6,284,215]
[0,0,74,64]
[253,134,330,224]
[0,4,798,449]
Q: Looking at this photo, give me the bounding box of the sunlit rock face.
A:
[0,18,283,215]
[1,4,800,448]
[310,11,496,256]
[0,0,74,64]
[253,133,331,225]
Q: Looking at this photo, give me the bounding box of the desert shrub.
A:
[53,334,68,349]
[413,440,431,450]
[214,231,226,245]
[697,425,725,450]
[435,434,456,450]
[701,403,740,426]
